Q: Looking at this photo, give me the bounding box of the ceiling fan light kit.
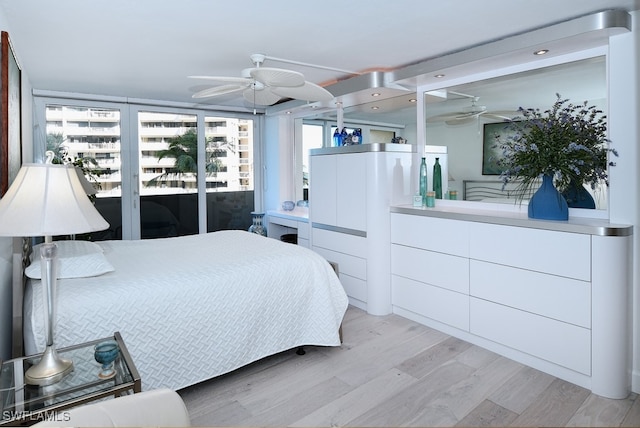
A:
[190,53,334,106]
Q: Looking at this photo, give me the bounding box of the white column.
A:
[591,234,632,398]
[608,10,640,393]
[366,151,413,315]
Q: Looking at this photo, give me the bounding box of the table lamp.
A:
[0,153,108,385]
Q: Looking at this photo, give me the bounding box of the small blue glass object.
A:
[94,340,119,379]
[333,128,342,147]
[340,128,348,145]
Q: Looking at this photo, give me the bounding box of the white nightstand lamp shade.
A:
[0,159,108,385]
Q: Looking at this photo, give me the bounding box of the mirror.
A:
[296,92,418,204]
[309,92,419,145]
[424,56,607,208]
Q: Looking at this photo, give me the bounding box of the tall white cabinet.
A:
[309,144,414,315]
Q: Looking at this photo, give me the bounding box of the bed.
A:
[19,230,348,391]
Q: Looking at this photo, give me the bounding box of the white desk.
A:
[266,208,309,248]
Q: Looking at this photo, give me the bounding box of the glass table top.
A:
[1,332,139,425]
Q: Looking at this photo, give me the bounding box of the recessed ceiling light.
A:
[434,74,445,78]
[534,49,549,56]
[371,106,379,110]
[371,92,381,97]
[409,98,417,103]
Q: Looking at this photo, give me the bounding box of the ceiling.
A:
[1,0,639,113]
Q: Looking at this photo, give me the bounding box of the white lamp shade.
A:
[75,166,98,196]
[0,163,109,237]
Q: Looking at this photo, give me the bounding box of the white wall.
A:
[263,114,294,212]
[608,10,640,392]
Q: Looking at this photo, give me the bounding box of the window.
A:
[44,103,123,240]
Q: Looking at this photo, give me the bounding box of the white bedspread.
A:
[24,231,348,391]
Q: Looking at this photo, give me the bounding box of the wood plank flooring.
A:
[178,306,640,427]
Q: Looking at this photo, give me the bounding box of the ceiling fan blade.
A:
[483,110,522,121]
[250,67,305,87]
[445,117,477,125]
[192,84,247,99]
[455,111,484,119]
[427,113,462,123]
[271,81,334,102]
[188,75,253,84]
[242,86,282,106]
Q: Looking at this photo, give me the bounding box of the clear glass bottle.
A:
[433,157,442,199]
[419,157,428,206]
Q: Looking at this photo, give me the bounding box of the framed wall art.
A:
[482,121,514,175]
[0,31,22,197]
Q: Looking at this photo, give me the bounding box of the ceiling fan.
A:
[189,53,335,106]
[427,92,519,125]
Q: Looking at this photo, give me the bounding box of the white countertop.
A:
[267,208,309,222]
[391,201,632,236]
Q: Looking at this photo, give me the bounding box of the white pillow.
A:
[26,240,114,279]
[29,240,103,261]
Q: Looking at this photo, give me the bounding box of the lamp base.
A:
[25,345,74,386]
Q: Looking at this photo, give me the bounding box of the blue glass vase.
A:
[528,174,569,220]
[561,180,596,209]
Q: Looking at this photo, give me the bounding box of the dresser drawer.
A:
[392,275,469,331]
[390,213,469,257]
[312,226,367,256]
[470,298,591,375]
[297,222,309,239]
[470,260,590,328]
[312,246,366,280]
[340,274,367,304]
[391,244,469,294]
[469,222,591,281]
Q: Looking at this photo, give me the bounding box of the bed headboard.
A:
[10,237,30,358]
[462,179,538,202]
[0,237,28,360]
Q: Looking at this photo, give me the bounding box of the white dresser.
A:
[390,204,632,399]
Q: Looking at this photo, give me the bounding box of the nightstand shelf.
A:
[1,332,140,426]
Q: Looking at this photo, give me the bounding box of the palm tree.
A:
[147,129,230,187]
[46,132,102,195]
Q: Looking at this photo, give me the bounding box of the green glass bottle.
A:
[433,157,442,199]
[419,157,428,206]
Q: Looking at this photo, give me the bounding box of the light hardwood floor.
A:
[179,306,640,427]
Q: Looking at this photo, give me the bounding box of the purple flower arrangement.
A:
[494,93,617,198]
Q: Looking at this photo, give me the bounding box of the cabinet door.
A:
[310,155,337,226]
[336,154,366,231]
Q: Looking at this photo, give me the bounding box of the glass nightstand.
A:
[1,332,141,426]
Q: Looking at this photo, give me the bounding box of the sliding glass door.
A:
[40,100,125,240]
[204,115,255,232]
[136,111,199,238]
[35,96,260,240]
